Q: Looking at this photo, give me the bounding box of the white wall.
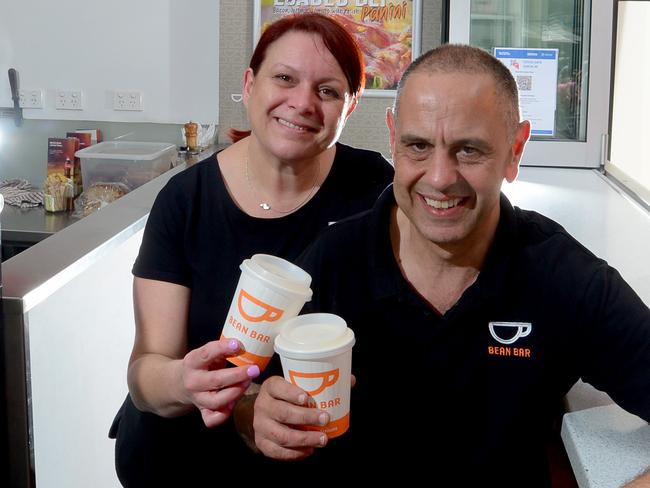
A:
[609,2,650,197]
[26,229,142,488]
[0,0,220,124]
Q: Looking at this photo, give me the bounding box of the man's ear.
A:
[242,68,255,108]
[505,120,531,183]
[386,107,396,153]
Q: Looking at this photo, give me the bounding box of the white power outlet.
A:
[56,90,84,110]
[114,90,143,111]
[18,89,44,109]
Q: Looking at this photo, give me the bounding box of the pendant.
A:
[260,202,271,211]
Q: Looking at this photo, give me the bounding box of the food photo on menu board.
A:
[255,0,421,96]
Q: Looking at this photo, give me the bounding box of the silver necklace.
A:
[244,156,320,214]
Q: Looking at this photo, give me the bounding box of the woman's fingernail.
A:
[247,365,260,378]
[318,413,329,426]
[228,339,239,351]
[297,394,307,405]
[319,434,327,446]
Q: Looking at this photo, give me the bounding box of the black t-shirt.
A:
[294,187,650,486]
[112,143,394,486]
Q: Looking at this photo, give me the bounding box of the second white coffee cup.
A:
[222,254,312,371]
[274,313,355,439]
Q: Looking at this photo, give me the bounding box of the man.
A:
[242,45,650,486]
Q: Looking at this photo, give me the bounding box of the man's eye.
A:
[410,142,428,152]
[458,146,480,158]
[275,74,292,83]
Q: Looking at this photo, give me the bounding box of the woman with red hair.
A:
[111,13,393,486]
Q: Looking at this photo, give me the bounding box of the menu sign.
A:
[255,0,422,97]
[495,48,559,137]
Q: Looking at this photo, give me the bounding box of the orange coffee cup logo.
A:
[237,289,284,323]
[288,369,339,397]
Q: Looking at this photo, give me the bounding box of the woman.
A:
[111,13,393,486]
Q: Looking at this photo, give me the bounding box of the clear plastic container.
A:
[75,141,176,191]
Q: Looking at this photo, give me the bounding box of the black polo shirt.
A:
[295,186,650,486]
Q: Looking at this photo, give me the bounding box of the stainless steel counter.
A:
[0,205,80,245]
[0,144,222,255]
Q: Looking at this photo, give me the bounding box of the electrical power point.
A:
[18,89,44,109]
[113,90,143,111]
[55,90,84,110]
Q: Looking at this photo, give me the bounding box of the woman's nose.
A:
[288,84,317,114]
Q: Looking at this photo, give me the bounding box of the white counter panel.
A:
[26,229,142,488]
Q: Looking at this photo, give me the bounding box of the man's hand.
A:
[253,376,330,460]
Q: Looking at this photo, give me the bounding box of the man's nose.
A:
[425,151,458,190]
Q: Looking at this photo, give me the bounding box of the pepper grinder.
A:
[184,121,199,154]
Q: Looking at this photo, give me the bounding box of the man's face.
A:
[387,71,529,250]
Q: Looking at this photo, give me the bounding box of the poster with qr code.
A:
[494,48,559,136]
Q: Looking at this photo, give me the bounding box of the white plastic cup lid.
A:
[275,313,355,360]
[241,254,312,300]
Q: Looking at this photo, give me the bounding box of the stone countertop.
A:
[561,404,650,487]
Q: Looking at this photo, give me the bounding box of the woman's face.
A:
[243,31,357,163]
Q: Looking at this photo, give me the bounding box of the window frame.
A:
[448,0,614,168]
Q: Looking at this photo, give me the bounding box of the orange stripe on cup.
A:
[220,336,272,370]
[303,413,350,439]
[237,289,285,323]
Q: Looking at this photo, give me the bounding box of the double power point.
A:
[18,89,44,109]
[56,90,84,110]
[113,90,143,111]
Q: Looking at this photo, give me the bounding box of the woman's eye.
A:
[319,87,340,99]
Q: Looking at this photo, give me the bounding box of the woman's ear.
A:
[344,95,359,121]
[242,68,255,107]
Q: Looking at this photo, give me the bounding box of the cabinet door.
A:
[449,0,612,168]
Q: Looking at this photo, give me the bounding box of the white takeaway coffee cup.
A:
[274,313,355,439]
[222,254,312,371]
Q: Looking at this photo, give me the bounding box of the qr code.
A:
[517,75,532,91]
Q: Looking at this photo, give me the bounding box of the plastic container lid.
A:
[275,313,355,360]
[241,254,313,300]
[75,141,175,160]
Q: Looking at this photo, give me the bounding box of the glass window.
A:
[606,1,650,206]
[469,0,589,142]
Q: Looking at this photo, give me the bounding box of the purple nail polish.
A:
[228,339,239,351]
[247,365,260,378]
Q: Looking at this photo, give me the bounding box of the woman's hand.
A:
[128,278,260,425]
[181,338,261,427]
[252,376,330,460]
